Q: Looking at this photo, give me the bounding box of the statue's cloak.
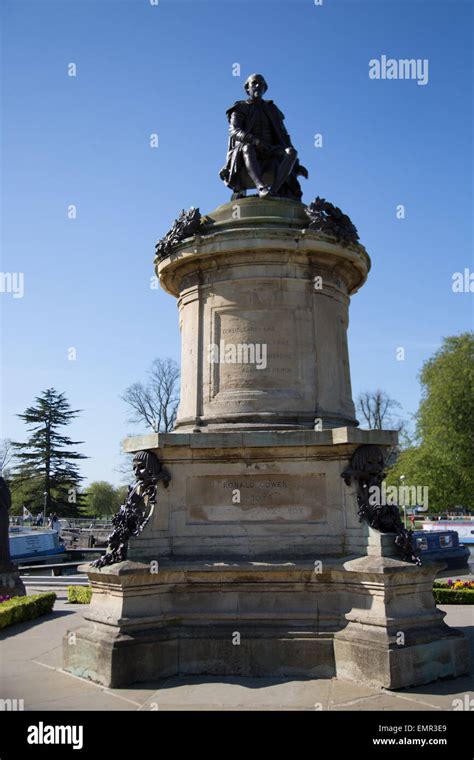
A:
[219,99,303,198]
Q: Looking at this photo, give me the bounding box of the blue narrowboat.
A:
[413,530,470,568]
[9,528,66,563]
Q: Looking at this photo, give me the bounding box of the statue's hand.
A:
[253,137,272,152]
[297,164,309,179]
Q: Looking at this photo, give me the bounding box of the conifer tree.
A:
[11,388,86,517]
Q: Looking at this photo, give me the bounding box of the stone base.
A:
[64,624,335,687]
[0,565,26,598]
[332,552,469,689]
[63,548,469,689]
[122,427,399,560]
[64,429,469,689]
[334,630,468,691]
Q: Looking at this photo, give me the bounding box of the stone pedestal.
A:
[63,534,468,689]
[63,198,469,689]
[158,198,369,431]
[63,426,469,689]
[0,564,26,598]
[333,533,468,689]
[122,428,397,560]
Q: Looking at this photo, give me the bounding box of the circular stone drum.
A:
[156,197,370,432]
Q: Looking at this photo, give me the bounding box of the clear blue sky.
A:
[1,0,472,485]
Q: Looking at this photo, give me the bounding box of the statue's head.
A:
[351,445,384,476]
[244,73,268,100]
[132,450,162,485]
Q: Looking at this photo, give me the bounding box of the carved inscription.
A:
[187,473,327,523]
[211,309,301,394]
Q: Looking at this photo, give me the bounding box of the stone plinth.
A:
[63,427,469,688]
[333,553,469,689]
[122,428,397,561]
[63,549,468,689]
[157,198,370,431]
[0,564,25,598]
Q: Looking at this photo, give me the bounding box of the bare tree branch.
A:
[122,358,180,433]
[356,390,406,466]
[356,390,403,431]
[0,439,14,478]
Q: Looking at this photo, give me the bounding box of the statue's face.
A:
[366,453,383,473]
[133,461,148,481]
[246,76,266,100]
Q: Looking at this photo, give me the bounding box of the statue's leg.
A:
[241,144,270,195]
[231,189,247,200]
[271,147,297,195]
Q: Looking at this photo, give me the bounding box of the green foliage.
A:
[433,587,474,605]
[10,388,87,517]
[0,592,56,629]
[67,585,92,604]
[83,481,124,517]
[115,484,128,505]
[9,478,40,515]
[386,333,474,512]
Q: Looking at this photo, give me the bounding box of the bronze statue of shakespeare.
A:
[220,74,309,201]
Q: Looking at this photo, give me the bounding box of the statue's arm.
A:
[229,109,265,148]
[229,109,253,144]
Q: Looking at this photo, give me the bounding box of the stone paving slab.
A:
[0,600,472,711]
[137,676,335,711]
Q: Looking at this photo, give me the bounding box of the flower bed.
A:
[67,585,92,604]
[0,592,57,629]
[433,579,474,604]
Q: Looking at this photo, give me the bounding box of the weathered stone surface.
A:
[64,552,469,689]
[122,427,399,453]
[156,198,370,431]
[66,431,469,690]
[0,568,26,597]
[121,428,396,561]
[4,597,470,710]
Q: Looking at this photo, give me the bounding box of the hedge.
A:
[0,592,57,629]
[433,587,474,605]
[67,585,92,604]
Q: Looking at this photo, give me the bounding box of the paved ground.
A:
[1,597,473,711]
